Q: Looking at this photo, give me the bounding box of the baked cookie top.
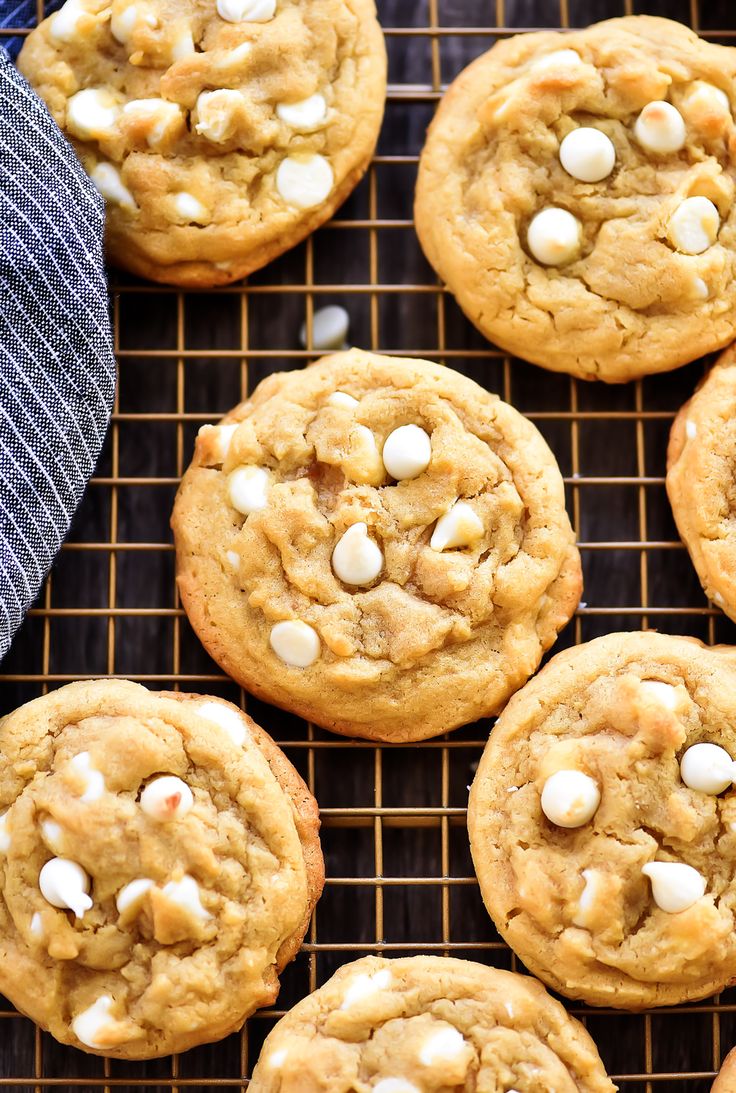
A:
[248,955,615,1093]
[468,630,736,1009]
[171,350,581,742]
[667,343,736,621]
[17,0,385,286]
[0,679,323,1058]
[714,1048,736,1093]
[415,16,736,382]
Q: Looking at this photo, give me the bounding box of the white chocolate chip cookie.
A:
[0,680,323,1058]
[18,0,386,286]
[468,630,736,1009]
[171,350,581,743]
[415,16,736,382]
[249,956,615,1093]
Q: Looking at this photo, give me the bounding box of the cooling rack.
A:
[2,0,736,1089]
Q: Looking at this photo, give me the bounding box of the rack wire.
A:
[2,0,736,1089]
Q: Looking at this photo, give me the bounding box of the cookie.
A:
[468,630,736,1009]
[714,1049,736,1093]
[0,679,324,1058]
[17,0,386,287]
[248,955,615,1093]
[667,343,736,621]
[171,350,581,742]
[415,16,736,382]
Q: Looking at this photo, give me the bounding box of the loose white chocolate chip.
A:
[667,196,719,255]
[639,679,679,709]
[300,305,350,350]
[228,465,270,515]
[430,501,484,552]
[527,207,582,266]
[217,0,275,20]
[276,93,328,131]
[270,620,320,668]
[540,770,600,828]
[72,996,116,1049]
[30,912,44,939]
[123,98,184,148]
[111,3,156,43]
[327,391,359,409]
[382,424,432,481]
[161,874,211,921]
[41,819,64,854]
[68,752,105,802]
[172,192,208,224]
[39,858,93,919]
[276,154,334,209]
[693,277,709,300]
[642,860,706,913]
[171,26,195,60]
[340,968,392,1009]
[140,775,194,822]
[116,878,155,914]
[50,0,88,42]
[680,742,735,794]
[0,811,9,853]
[197,700,249,746]
[686,420,697,439]
[195,89,244,143]
[573,867,606,929]
[559,127,615,182]
[419,1027,467,1065]
[66,89,120,141]
[634,101,686,154]
[532,48,582,70]
[373,1081,420,1093]
[332,522,383,586]
[90,163,136,211]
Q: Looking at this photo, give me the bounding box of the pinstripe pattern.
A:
[0,43,115,657]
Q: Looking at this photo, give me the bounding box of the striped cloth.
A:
[0,21,116,659]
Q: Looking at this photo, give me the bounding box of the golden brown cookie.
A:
[248,955,616,1093]
[17,0,386,286]
[415,16,736,382]
[0,679,323,1058]
[468,630,736,1009]
[171,350,581,742]
[714,1048,736,1093]
[667,343,736,620]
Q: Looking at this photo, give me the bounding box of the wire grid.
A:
[3,0,736,1089]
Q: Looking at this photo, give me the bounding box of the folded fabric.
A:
[0,39,116,659]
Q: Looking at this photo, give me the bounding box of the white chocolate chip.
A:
[30,912,44,939]
[527,207,582,266]
[634,101,686,154]
[90,163,137,211]
[72,996,116,1049]
[680,742,735,794]
[116,878,154,914]
[573,867,605,928]
[276,154,334,209]
[276,93,327,131]
[268,1049,288,1070]
[430,501,484,552]
[39,858,93,919]
[171,26,195,60]
[197,700,249,746]
[140,776,193,822]
[667,196,719,255]
[123,98,184,148]
[195,89,244,143]
[50,0,88,42]
[419,1027,466,1066]
[642,860,706,913]
[161,874,211,921]
[540,770,600,828]
[639,679,680,709]
[217,0,275,21]
[373,1081,420,1093]
[686,420,697,439]
[682,81,731,121]
[198,422,238,463]
[332,522,383,586]
[111,2,157,43]
[0,811,9,853]
[300,305,350,350]
[228,465,270,515]
[340,968,392,1009]
[66,89,120,141]
[226,549,240,569]
[327,391,359,409]
[68,752,105,802]
[531,48,582,70]
[41,819,64,854]
[270,620,320,668]
[382,424,432,481]
[559,127,615,182]
[693,277,709,300]
[172,192,208,224]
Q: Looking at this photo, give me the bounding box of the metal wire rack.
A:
[2,0,736,1089]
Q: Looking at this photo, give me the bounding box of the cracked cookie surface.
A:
[415,16,736,382]
[171,350,581,742]
[0,679,323,1058]
[17,0,385,286]
[248,955,615,1093]
[468,631,736,1009]
[667,343,736,622]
